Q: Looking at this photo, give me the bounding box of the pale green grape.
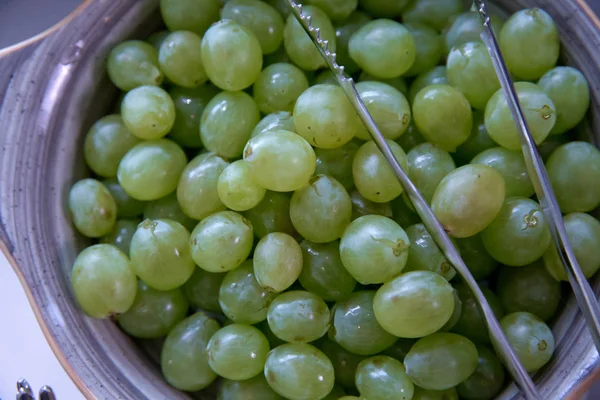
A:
[452,283,504,344]
[106,40,163,91]
[129,219,196,290]
[254,232,303,292]
[69,179,117,238]
[314,141,360,190]
[319,338,366,389]
[356,356,414,400]
[409,66,448,103]
[407,143,456,203]
[313,70,338,85]
[444,11,504,53]
[243,130,316,192]
[404,23,443,77]
[100,219,139,255]
[144,192,197,232]
[395,122,426,152]
[71,244,137,318]
[339,215,410,284]
[358,0,411,18]
[217,160,266,212]
[218,375,284,400]
[254,63,309,114]
[84,115,141,178]
[431,164,505,238]
[182,268,224,312]
[349,19,415,79]
[243,191,297,238]
[359,74,408,99]
[350,189,393,220]
[158,31,207,88]
[455,234,498,280]
[457,345,505,400]
[335,11,372,75]
[305,0,357,20]
[402,0,463,31]
[251,111,296,138]
[201,20,263,91]
[404,223,456,281]
[455,111,497,165]
[412,387,459,400]
[147,30,169,50]
[500,312,555,372]
[121,86,176,140]
[102,178,145,218]
[404,332,478,391]
[471,147,534,197]
[160,0,220,35]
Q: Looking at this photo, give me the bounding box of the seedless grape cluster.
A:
[69,0,599,399]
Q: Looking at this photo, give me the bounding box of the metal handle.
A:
[16,379,56,400]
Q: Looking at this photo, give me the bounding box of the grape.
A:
[339,215,410,284]
[159,0,220,35]
[69,179,117,238]
[243,130,316,192]
[182,268,224,313]
[251,111,296,138]
[443,11,504,53]
[412,84,472,152]
[456,345,505,400]
[330,291,397,355]
[84,115,141,178]
[118,139,187,201]
[319,339,367,389]
[207,324,270,380]
[454,235,498,280]
[455,111,497,165]
[177,152,229,220]
[201,20,263,91]
[253,232,303,292]
[129,219,196,291]
[352,140,409,203]
[71,244,137,318]
[218,375,284,400]
[254,63,309,114]
[349,19,416,79]
[267,290,331,343]
[402,0,462,31]
[537,66,590,134]
[452,283,504,344]
[395,122,426,152]
[305,0,357,20]
[219,260,277,324]
[222,0,284,54]
[314,141,360,190]
[161,312,221,391]
[500,312,555,372]
[313,70,339,85]
[440,288,462,332]
[404,223,456,281]
[283,5,337,71]
[404,23,443,77]
[146,30,169,50]
[121,86,176,140]
[106,41,163,91]
[499,8,559,80]
[335,11,372,75]
[358,0,411,18]
[190,211,254,273]
[264,343,335,400]
[217,160,267,212]
[243,191,297,238]
[374,271,455,338]
[117,280,188,339]
[471,147,534,198]
[350,189,393,220]
[484,82,556,150]
[144,192,197,232]
[355,356,414,400]
[407,143,456,203]
[409,66,448,103]
[546,142,600,213]
[431,164,506,238]
[412,387,459,400]
[102,178,145,218]
[158,31,207,88]
[100,219,139,255]
[290,175,352,243]
[404,332,478,391]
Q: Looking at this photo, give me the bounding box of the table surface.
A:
[1,0,600,399]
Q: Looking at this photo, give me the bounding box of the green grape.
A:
[547,142,600,213]
[251,111,296,138]
[359,74,408,99]
[182,268,224,312]
[129,219,196,291]
[314,141,360,190]
[391,195,421,229]
[455,235,498,280]
[263,0,291,17]
[358,0,411,18]
[431,164,505,238]
[409,66,448,103]
[374,271,455,338]
[283,5,336,71]
[339,215,410,284]
[313,70,338,85]
[485,82,556,150]
[349,19,415,79]
[404,333,478,391]
[71,244,137,318]
[264,343,335,400]
[222,0,284,54]
[143,192,197,232]
[207,324,270,380]
[350,189,393,220]
[404,22,443,77]
[305,0,357,21]
[335,11,372,75]
[354,81,411,140]
[118,139,187,201]
[267,291,331,343]
[160,0,220,35]
[161,312,221,391]
[352,140,409,203]
[121,86,176,140]
[544,212,600,281]
[440,288,462,332]
[158,31,207,88]
[404,223,456,281]
[69,179,117,238]
[407,143,456,204]
[253,63,309,114]
[217,160,266,212]
[402,0,462,31]
[412,387,459,400]
[481,197,551,266]
[293,84,362,148]
[356,356,414,400]
[254,232,303,292]
[499,8,559,80]
[319,339,366,389]
[455,111,497,165]
[243,191,297,238]
[201,20,263,91]
[243,130,316,192]
[395,122,425,152]
[446,41,500,110]
[330,291,397,355]
[218,375,284,400]
[219,260,277,324]
[177,152,229,220]
[412,84,472,152]
[538,66,590,134]
[452,283,504,344]
[102,178,145,218]
[200,91,260,158]
[444,11,504,53]
[500,312,555,372]
[118,280,188,339]
[106,40,163,91]
[84,115,141,178]
[100,219,139,254]
[457,345,505,400]
[146,30,170,50]
[290,175,352,243]
[471,147,534,197]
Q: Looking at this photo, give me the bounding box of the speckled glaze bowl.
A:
[1,0,600,399]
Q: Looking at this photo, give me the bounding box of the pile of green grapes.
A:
[68,0,600,398]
